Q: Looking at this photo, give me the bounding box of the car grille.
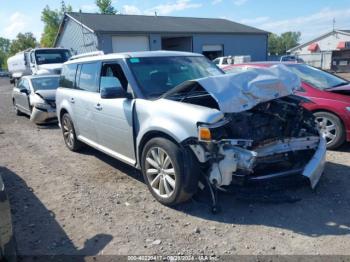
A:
[47,101,56,108]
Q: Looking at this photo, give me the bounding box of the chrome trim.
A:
[302,137,327,189]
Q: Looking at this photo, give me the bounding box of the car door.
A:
[72,62,101,143]
[14,78,31,114]
[93,62,136,165]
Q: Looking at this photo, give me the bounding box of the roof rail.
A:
[69,51,104,61]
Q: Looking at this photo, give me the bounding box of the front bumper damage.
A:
[30,107,57,124]
[190,136,326,190]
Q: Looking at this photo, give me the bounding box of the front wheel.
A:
[141,137,198,206]
[61,113,82,152]
[314,111,345,149]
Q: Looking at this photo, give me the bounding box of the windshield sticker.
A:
[130,58,140,63]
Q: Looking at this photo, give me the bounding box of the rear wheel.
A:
[314,111,345,149]
[61,113,82,152]
[141,137,198,206]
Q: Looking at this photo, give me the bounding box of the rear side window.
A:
[77,62,99,92]
[60,64,77,88]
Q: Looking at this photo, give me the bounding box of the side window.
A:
[22,79,30,90]
[222,58,228,65]
[60,64,77,88]
[77,62,99,92]
[17,79,24,89]
[30,52,35,64]
[100,63,128,90]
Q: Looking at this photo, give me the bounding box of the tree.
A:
[9,33,37,56]
[95,0,117,14]
[0,37,10,69]
[40,1,72,47]
[268,31,301,55]
[0,37,10,53]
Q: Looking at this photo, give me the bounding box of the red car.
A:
[223,62,350,149]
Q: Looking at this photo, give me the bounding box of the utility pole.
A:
[333,18,336,31]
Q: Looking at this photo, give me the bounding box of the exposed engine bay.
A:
[188,96,321,188]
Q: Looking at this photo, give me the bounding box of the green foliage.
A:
[0,37,11,69]
[0,37,10,53]
[268,31,301,55]
[40,1,72,47]
[95,0,117,14]
[9,32,37,56]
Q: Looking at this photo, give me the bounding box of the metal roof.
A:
[66,12,268,34]
[288,30,350,53]
[65,50,203,64]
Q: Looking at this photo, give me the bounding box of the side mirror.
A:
[20,89,29,94]
[100,76,131,99]
[100,86,128,99]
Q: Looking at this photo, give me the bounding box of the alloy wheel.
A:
[62,116,74,148]
[145,147,176,198]
[316,116,337,145]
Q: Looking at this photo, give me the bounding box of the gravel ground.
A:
[0,77,350,258]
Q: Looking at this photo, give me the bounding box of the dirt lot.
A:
[0,77,350,258]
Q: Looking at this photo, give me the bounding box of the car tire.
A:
[314,111,345,150]
[141,137,199,206]
[61,113,82,152]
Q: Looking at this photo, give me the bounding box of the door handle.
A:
[95,103,103,111]
[70,98,75,104]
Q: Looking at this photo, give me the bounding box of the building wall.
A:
[55,18,99,55]
[292,32,350,54]
[98,33,267,61]
[193,34,268,61]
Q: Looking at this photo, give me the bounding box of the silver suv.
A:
[56,51,326,207]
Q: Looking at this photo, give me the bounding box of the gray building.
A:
[54,12,268,60]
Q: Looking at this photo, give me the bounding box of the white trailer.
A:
[7,51,31,84]
[7,48,71,84]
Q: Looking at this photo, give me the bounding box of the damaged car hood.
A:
[35,89,56,101]
[164,64,301,113]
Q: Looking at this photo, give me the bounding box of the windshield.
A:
[35,49,71,65]
[127,56,223,98]
[287,64,348,90]
[31,77,60,91]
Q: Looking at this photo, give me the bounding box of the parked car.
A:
[7,48,71,84]
[213,56,234,68]
[12,75,59,124]
[213,55,251,68]
[0,70,9,77]
[56,51,325,207]
[280,55,304,63]
[223,62,350,149]
[0,174,16,261]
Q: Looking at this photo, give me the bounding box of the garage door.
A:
[112,36,150,53]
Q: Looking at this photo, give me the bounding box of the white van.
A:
[7,48,71,84]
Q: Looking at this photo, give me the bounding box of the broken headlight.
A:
[197,118,230,142]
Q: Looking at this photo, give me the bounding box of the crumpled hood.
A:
[165,64,301,113]
[35,89,56,101]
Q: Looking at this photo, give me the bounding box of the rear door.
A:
[93,62,136,165]
[73,62,101,143]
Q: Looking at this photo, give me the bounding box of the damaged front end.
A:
[190,96,326,189]
[167,65,326,191]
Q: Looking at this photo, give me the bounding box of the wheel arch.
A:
[137,130,179,169]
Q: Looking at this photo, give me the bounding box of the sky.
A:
[0,0,350,43]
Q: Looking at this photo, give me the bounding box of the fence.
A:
[297,51,332,70]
